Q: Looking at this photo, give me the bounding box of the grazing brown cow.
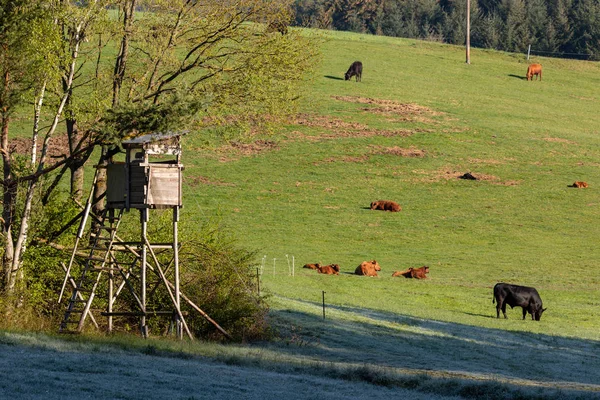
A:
[355,260,381,277]
[318,264,340,275]
[370,200,401,212]
[303,263,320,270]
[526,64,542,81]
[392,266,429,279]
[570,181,588,188]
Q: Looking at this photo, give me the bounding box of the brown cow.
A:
[318,264,340,275]
[392,266,429,279]
[303,263,320,270]
[570,181,588,188]
[526,64,542,81]
[370,200,401,212]
[355,260,381,277]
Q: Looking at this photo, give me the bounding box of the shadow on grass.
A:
[462,311,497,319]
[269,300,600,399]
[324,75,344,80]
[508,74,527,80]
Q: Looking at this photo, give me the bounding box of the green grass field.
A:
[184,30,600,337]
[134,30,600,397]
[4,29,600,399]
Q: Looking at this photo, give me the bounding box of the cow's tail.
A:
[492,296,495,304]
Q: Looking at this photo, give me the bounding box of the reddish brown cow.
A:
[392,269,412,278]
[526,64,542,81]
[370,200,401,212]
[303,263,320,270]
[410,266,429,279]
[318,264,340,275]
[570,181,588,188]
[392,266,429,279]
[355,260,381,277]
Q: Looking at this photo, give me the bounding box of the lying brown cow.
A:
[526,63,542,81]
[355,260,381,277]
[392,266,429,279]
[303,263,320,270]
[318,264,340,275]
[570,181,588,188]
[370,200,401,212]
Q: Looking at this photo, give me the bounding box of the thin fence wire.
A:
[528,48,594,61]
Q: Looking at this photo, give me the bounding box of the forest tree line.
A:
[292,0,600,60]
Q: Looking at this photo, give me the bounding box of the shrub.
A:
[178,222,270,342]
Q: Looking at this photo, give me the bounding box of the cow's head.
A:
[344,72,351,81]
[371,260,381,271]
[535,307,547,321]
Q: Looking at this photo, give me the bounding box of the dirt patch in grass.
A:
[216,140,279,161]
[314,146,425,165]
[332,96,438,113]
[184,175,236,187]
[314,155,370,165]
[290,127,427,143]
[409,167,520,186]
[10,135,72,158]
[331,96,443,123]
[369,145,426,158]
[293,114,423,139]
[294,114,370,131]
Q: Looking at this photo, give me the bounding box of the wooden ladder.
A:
[59,208,124,334]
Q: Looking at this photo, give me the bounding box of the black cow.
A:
[345,61,362,82]
[493,283,547,321]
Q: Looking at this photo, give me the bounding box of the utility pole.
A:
[466,0,471,64]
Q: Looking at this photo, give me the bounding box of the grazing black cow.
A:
[345,61,362,82]
[493,283,546,321]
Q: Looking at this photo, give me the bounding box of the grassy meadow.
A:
[142,29,600,397]
[184,30,600,336]
[4,29,600,399]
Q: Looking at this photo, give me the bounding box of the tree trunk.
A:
[92,0,136,227]
[66,115,85,201]
[91,146,108,226]
[1,113,16,292]
[1,67,16,292]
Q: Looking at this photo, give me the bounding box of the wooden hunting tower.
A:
[106,132,183,210]
[59,132,195,339]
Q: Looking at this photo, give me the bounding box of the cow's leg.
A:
[522,308,527,320]
[501,302,508,319]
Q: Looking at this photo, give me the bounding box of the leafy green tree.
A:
[0,0,62,294]
[1,0,319,302]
